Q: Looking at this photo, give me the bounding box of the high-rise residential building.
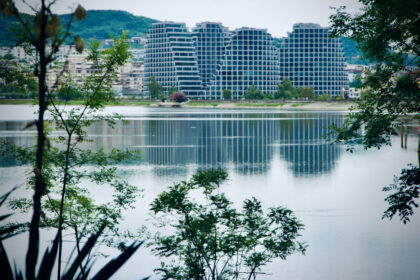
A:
[192,22,229,97]
[278,23,349,97]
[144,22,204,98]
[209,28,281,99]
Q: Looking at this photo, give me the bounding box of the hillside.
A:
[339,37,369,65]
[0,10,158,46]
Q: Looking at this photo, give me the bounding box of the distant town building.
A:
[278,23,349,97]
[144,22,204,98]
[10,46,36,62]
[0,47,10,57]
[118,61,144,95]
[46,49,144,96]
[54,45,86,62]
[129,48,145,61]
[192,22,229,95]
[209,28,281,99]
[131,36,147,45]
[348,87,361,99]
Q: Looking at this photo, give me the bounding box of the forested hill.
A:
[0,10,158,46]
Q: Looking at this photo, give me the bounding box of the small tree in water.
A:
[150,169,307,280]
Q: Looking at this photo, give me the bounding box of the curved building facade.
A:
[278,23,349,97]
[144,22,204,98]
[209,28,281,99]
[192,22,230,98]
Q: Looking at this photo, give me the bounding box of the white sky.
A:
[16,0,362,38]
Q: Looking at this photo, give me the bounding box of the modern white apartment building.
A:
[143,22,204,98]
[192,22,229,96]
[144,22,349,99]
[278,23,349,97]
[209,28,281,99]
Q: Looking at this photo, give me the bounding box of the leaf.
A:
[0,185,20,207]
[90,241,143,280]
[0,241,14,280]
[61,224,105,280]
[37,231,60,279]
[0,223,26,240]
[22,120,37,130]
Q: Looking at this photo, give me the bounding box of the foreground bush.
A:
[150,169,307,280]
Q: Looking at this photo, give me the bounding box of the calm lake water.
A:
[0,105,419,280]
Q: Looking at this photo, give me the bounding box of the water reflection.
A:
[278,114,342,176]
[0,112,344,176]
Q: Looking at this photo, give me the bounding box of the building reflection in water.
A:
[0,112,344,176]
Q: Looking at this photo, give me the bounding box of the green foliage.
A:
[245,85,263,100]
[349,74,363,88]
[57,84,83,100]
[329,0,420,222]
[150,169,307,280]
[383,165,420,224]
[274,78,316,100]
[0,10,157,46]
[274,78,295,99]
[299,87,317,99]
[339,37,370,65]
[0,56,37,95]
[0,3,143,278]
[0,32,141,267]
[329,3,420,150]
[168,86,178,95]
[222,88,232,100]
[318,93,331,100]
[263,93,273,100]
[3,53,14,60]
[275,80,316,100]
[147,75,163,99]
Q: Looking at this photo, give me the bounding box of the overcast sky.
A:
[16,0,362,38]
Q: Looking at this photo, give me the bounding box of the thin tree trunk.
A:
[417,134,420,166]
[26,1,47,279]
[74,225,86,278]
[401,119,404,148]
[57,136,73,279]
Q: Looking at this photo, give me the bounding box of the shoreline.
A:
[182,101,355,111]
[0,99,356,111]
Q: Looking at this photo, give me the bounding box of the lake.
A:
[0,105,419,280]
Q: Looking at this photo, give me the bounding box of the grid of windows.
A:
[144,22,204,98]
[209,28,281,99]
[192,22,229,98]
[278,23,349,97]
[145,22,349,99]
